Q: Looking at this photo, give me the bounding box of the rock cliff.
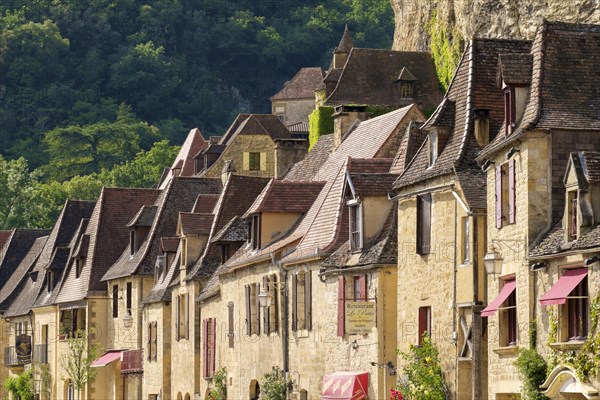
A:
[391,0,600,51]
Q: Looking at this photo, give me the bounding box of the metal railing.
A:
[33,344,48,364]
[4,347,27,367]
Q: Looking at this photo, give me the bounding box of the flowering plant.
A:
[390,388,404,400]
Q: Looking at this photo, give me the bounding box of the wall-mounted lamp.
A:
[483,245,503,276]
[530,261,547,271]
[481,159,495,172]
[506,147,520,160]
[584,255,600,267]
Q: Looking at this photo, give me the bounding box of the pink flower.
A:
[390,388,404,400]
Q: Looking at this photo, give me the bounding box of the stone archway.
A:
[249,379,260,400]
[540,366,599,399]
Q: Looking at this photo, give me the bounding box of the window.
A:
[60,309,86,338]
[504,87,516,135]
[245,283,260,336]
[400,82,413,98]
[416,193,432,255]
[567,190,578,240]
[181,238,187,267]
[147,322,158,361]
[461,217,470,263]
[126,282,132,316]
[249,215,261,250]
[249,152,261,171]
[130,230,136,256]
[221,244,230,264]
[500,287,517,346]
[202,318,216,378]
[495,161,516,228]
[349,204,362,252]
[177,294,188,340]
[276,114,285,123]
[112,284,119,318]
[428,131,438,166]
[566,275,588,341]
[291,271,311,331]
[268,274,279,334]
[47,271,54,293]
[418,306,432,345]
[75,258,84,278]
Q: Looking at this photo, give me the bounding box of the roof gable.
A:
[270,67,324,101]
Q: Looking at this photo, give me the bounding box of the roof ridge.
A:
[455,38,477,165]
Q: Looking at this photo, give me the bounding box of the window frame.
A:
[499,288,518,347]
[249,152,261,171]
[349,202,363,252]
[461,216,470,264]
[565,275,589,341]
[495,160,516,229]
[428,131,438,166]
[112,284,119,318]
[416,193,432,255]
[400,81,413,98]
[504,87,516,136]
[418,306,432,345]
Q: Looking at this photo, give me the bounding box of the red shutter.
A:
[202,319,208,378]
[337,276,345,336]
[291,274,298,331]
[210,318,216,376]
[255,282,261,336]
[418,307,427,345]
[305,271,312,331]
[358,275,367,301]
[495,166,503,228]
[245,285,251,336]
[508,159,516,224]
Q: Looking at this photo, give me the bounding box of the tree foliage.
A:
[0,156,45,229]
[4,369,34,400]
[259,367,291,400]
[60,330,98,400]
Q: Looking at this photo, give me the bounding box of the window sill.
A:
[548,341,585,351]
[293,329,310,339]
[493,345,519,356]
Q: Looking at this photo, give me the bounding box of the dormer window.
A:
[504,87,516,135]
[75,257,84,278]
[47,271,54,293]
[181,238,187,267]
[567,190,578,241]
[248,215,261,250]
[130,230,136,256]
[428,131,438,166]
[400,82,413,98]
[349,202,363,252]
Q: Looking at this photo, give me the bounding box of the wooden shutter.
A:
[202,319,208,378]
[112,285,118,318]
[305,271,312,331]
[228,302,234,348]
[508,159,516,224]
[210,318,217,376]
[176,296,180,341]
[420,194,431,254]
[184,294,189,339]
[291,274,298,331]
[263,276,270,334]
[418,307,430,345]
[260,152,267,171]
[272,274,279,333]
[358,275,367,301]
[337,276,345,336]
[147,323,152,361]
[255,282,261,336]
[152,322,157,361]
[243,152,250,170]
[495,165,503,228]
[245,285,251,336]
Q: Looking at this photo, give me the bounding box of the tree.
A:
[0,156,45,229]
[259,367,291,400]
[60,329,98,400]
[4,368,34,400]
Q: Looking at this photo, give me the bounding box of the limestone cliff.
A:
[391,0,600,51]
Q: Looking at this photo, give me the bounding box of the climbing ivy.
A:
[427,9,464,91]
[514,322,547,400]
[308,106,335,150]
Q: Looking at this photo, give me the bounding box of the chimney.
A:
[209,136,221,144]
[473,109,490,148]
[332,105,369,148]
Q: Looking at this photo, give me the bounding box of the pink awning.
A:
[321,372,368,400]
[91,350,123,367]
[482,280,516,317]
[540,268,588,306]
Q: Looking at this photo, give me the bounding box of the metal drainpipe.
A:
[452,198,458,394]
[271,254,289,397]
[472,215,482,400]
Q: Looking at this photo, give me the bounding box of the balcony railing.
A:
[33,344,48,364]
[4,347,28,367]
[121,349,143,374]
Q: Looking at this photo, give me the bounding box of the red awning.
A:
[321,372,368,400]
[540,268,588,306]
[91,350,123,367]
[482,280,516,317]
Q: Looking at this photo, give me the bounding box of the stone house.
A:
[477,21,600,400]
[391,36,531,399]
[2,200,96,399]
[197,104,423,400]
[198,114,308,180]
[101,177,221,400]
[270,67,324,129]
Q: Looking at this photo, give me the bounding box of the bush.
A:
[4,369,34,400]
[208,367,227,400]
[259,367,290,400]
[514,348,548,400]
[396,334,447,399]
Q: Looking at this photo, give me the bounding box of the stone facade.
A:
[271,99,315,126]
[142,302,172,400]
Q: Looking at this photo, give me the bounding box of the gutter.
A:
[388,183,455,202]
[318,263,388,282]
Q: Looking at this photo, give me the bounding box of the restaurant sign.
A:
[345,301,375,334]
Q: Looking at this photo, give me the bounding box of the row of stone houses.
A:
[0,19,599,400]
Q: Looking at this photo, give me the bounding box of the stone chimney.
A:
[473,108,490,148]
[332,105,369,148]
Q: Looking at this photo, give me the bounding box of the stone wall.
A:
[203,136,277,180]
[271,99,315,126]
[143,302,172,400]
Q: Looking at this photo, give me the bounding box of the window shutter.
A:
[337,276,345,336]
[263,276,270,334]
[421,194,431,254]
[305,271,312,331]
[495,166,503,228]
[176,296,180,341]
[153,322,157,361]
[210,318,217,376]
[147,323,152,361]
[255,282,261,336]
[272,274,279,333]
[228,302,234,348]
[358,275,367,301]
[202,319,208,378]
[243,152,250,170]
[245,285,251,336]
[260,152,267,171]
[291,274,298,331]
[418,307,430,345]
[508,159,516,224]
[184,294,189,339]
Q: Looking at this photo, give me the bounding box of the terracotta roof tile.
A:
[349,172,398,198]
[244,180,326,216]
[284,135,334,181]
[497,53,532,86]
[530,222,600,258]
[178,213,214,236]
[210,216,247,243]
[127,205,158,227]
[192,194,220,214]
[0,231,12,251]
[390,121,426,174]
[581,151,600,183]
[161,237,180,253]
[227,114,292,143]
[270,67,324,100]
[218,113,251,145]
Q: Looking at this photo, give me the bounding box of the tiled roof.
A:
[0,229,49,288]
[162,128,209,185]
[192,194,220,214]
[325,48,442,110]
[270,67,324,100]
[160,237,180,253]
[0,235,47,312]
[389,121,426,174]
[334,25,354,53]
[218,113,251,145]
[142,243,181,304]
[127,205,158,227]
[581,152,600,183]
[102,178,222,281]
[497,53,532,86]
[178,213,214,236]
[0,231,12,251]
[394,38,531,211]
[210,216,247,243]
[530,222,600,258]
[193,144,226,160]
[348,172,398,198]
[284,135,334,181]
[54,188,159,305]
[4,200,96,318]
[225,114,292,144]
[244,180,326,216]
[322,207,398,268]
